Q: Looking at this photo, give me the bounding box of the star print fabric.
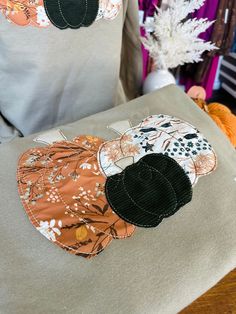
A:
[98,114,217,185]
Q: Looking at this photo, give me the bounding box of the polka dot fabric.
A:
[98,114,217,185]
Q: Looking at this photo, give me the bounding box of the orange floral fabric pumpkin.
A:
[0,0,50,27]
[17,135,135,258]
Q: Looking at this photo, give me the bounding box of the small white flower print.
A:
[36,219,62,242]
[69,171,80,181]
[82,140,92,149]
[90,226,96,233]
[95,182,105,197]
[36,6,50,27]
[46,187,60,203]
[25,154,40,166]
[79,163,92,170]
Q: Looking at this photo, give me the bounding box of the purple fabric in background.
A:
[139,0,160,80]
[181,0,220,99]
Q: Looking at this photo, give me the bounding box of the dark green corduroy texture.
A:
[44,0,99,29]
[83,0,99,26]
[44,0,68,29]
[105,153,193,228]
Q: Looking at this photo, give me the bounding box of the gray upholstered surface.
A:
[0,85,236,314]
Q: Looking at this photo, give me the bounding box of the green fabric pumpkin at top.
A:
[44,0,99,30]
[105,153,193,228]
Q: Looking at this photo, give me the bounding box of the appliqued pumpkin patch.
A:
[0,0,122,28]
[43,0,99,30]
[17,115,217,258]
[17,135,135,258]
[105,153,193,228]
[98,114,217,186]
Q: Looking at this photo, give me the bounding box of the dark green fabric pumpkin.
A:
[44,0,99,30]
[105,153,193,228]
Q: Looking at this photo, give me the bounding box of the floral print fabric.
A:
[0,0,121,28]
[98,115,217,185]
[96,0,122,21]
[17,135,135,258]
[0,0,50,27]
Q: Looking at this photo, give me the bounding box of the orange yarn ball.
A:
[192,99,236,147]
[208,103,236,147]
[208,102,231,114]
